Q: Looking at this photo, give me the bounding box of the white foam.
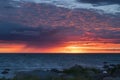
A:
[13,0,120,14]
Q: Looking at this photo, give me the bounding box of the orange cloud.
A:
[0,43,26,53]
[0,41,119,53]
[0,3,119,53]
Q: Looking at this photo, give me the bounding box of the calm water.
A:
[0,54,120,78]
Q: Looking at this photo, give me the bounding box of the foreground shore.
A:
[0,63,120,80]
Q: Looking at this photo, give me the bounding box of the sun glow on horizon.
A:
[0,41,120,53]
[64,45,85,53]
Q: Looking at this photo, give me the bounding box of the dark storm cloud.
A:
[0,22,65,48]
[0,21,120,48]
[77,0,120,5]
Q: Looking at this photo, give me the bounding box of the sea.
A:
[0,53,120,78]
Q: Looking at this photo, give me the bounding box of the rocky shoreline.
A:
[0,63,120,80]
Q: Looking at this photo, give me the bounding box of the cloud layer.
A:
[78,0,120,4]
[0,0,120,52]
[13,0,120,14]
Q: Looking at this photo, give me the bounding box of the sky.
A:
[0,0,120,53]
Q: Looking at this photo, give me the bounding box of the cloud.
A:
[0,21,120,49]
[12,0,120,14]
[77,0,120,5]
[0,22,67,48]
[0,2,119,50]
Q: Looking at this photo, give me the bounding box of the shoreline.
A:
[0,64,120,80]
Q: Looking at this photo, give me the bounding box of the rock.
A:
[1,69,10,74]
[1,70,9,74]
[50,69,61,73]
[14,70,60,80]
[114,77,120,80]
[4,69,10,71]
[112,69,120,77]
[103,77,120,80]
[94,73,109,80]
[103,77,113,80]
[87,70,95,77]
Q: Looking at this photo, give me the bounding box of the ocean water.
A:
[0,54,120,78]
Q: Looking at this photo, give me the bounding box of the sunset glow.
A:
[64,45,84,53]
[0,41,119,53]
[0,0,120,53]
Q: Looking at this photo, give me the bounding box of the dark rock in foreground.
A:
[0,64,120,80]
